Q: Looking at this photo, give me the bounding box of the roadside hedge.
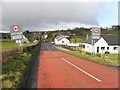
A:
[2,43,38,64]
[1,42,41,88]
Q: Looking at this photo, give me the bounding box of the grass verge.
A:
[59,48,119,67]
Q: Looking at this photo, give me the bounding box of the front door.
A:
[97,47,99,53]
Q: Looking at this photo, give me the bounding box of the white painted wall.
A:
[54,37,70,45]
[83,43,92,53]
[67,43,79,47]
[94,37,108,54]
[83,37,120,54]
[15,35,29,43]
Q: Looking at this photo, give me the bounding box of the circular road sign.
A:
[93,27,100,33]
[12,25,20,32]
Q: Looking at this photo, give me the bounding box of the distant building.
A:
[54,36,70,45]
[83,35,120,54]
[112,25,120,30]
[16,35,29,43]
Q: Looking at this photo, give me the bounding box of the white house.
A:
[54,36,70,45]
[83,35,120,54]
[16,35,29,43]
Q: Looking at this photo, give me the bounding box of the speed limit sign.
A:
[12,25,20,32]
[11,25,23,40]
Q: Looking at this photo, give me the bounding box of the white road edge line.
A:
[61,58,102,83]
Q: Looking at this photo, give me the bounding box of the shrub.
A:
[96,54,101,57]
[2,42,41,88]
[85,52,91,55]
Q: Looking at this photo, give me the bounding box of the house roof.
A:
[84,35,120,45]
[55,36,68,41]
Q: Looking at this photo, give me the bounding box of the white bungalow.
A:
[16,35,29,43]
[83,35,120,54]
[54,36,70,45]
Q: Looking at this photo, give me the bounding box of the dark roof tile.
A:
[84,35,120,45]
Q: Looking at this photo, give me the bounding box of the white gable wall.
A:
[109,45,119,54]
[83,43,92,53]
[94,37,108,54]
[54,37,70,45]
[54,38,59,44]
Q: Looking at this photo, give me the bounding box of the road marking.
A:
[45,43,57,56]
[61,58,102,83]
[51,52,58,56]
[45,43,50,51]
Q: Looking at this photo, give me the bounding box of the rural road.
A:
[37,43,119,88]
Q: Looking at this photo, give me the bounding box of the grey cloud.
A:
[2,2,104,31]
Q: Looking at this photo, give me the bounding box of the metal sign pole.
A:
[92,38,94,56]
[93,39,95,56]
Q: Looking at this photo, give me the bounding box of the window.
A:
[107,47,109,50]
[101,47,105,50]
[114,47,118,50]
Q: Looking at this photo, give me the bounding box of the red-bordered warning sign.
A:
[12,25,20,32]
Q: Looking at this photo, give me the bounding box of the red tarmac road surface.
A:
[37,44,119,88]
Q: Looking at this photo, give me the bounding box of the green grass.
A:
[1,43,41,88]
[2,52,32,88]
[1,41,18,50]
[0,39,35,50]
[70,36,86,43]
[104,54,119,60]
[62,50,119,67]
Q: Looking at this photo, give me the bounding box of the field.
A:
[0,39,35,50]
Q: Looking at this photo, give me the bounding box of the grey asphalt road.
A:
[40,43,58,51]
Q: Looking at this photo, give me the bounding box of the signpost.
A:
[91,27,101,55]
[12,25,20,32]
[11,25,23,52]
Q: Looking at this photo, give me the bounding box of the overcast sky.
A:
[0,0,119,32]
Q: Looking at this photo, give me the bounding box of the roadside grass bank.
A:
[57,46,119,67]
[0,39,35,51]
[1,42,41,88]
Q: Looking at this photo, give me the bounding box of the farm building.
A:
[54,36,70,45]
[83,35,120,54]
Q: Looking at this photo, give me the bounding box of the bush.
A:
[2,53,32,88]
[2,42,41,88]
[85,52,91,55]
[2,43,38,64]
[96,54,101,57]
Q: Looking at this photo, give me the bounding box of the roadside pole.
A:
[92,39,95,56]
